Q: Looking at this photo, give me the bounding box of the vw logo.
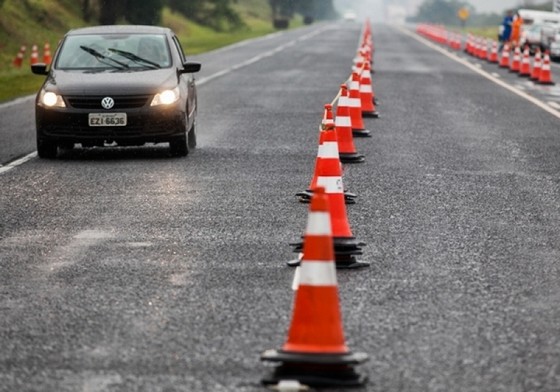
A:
[101,97,115,110]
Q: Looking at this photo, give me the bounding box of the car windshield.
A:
[56,33,171,70]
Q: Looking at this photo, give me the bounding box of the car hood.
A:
[46,68,179,95]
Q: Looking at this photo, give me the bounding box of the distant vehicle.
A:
[518,9,560,52]
[518,9,560,26]
[520,23,546,52]
[541,24,560,58]
[31,25,201,159]
[546,27,560,60]
[343,11,357,22]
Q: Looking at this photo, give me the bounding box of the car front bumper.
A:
[36,103,187,144]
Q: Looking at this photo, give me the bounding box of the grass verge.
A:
[0,2,283,103]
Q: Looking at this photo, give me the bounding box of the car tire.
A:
[187,122,197,150]
[169,133,188,157]
[37,138,58,159]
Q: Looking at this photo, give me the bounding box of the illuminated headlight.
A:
[39,90,66,108]
[151,86,180,106]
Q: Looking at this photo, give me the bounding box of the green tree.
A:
[126,0,164,25]
[269,0,336,25]
[97,0,164,25]
[413,0,473,26]
[167,0,243,31]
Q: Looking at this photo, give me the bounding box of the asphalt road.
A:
[1,22,560,391]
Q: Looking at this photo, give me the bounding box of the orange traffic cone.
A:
[43,42,52,65]
[499,43,510,68]
[30,44,39,65]
[488,41,499,63]
[538,51,555,85]
[12,45,26,68]
[509,45,521,73]
[464,34,471,54]
[530,49,542,81]
[479,38,488,60]
[262,187,368,388]
[518,46,531,77]
[296,108,357,204]
[290,126,368,269]
[336,85,365,163]
[352,48,366,74]
[321,102,334,130]
[359,62,379,118]
[348,71,371,138]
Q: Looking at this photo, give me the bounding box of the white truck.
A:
[518,9,560,53]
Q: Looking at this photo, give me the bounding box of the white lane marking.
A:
[1,27,329,175]
[491,72,501,78]
[549,101,560,110]
[399,27,560,120]
[196,26,329,86]
[0,152,37,174]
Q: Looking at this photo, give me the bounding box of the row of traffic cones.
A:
[417,24,555,86]
[496,43,555,85]
[260,19,378,389]
[12,43,51,68]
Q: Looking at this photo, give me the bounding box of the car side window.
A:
[172,36,186,63]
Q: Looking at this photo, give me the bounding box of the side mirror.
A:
[31,63,49,75]
[181,62,201,73]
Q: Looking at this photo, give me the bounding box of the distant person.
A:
[510,11,524,47]
[499,9,513,50]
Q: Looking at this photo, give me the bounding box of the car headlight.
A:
[39,90,66,108]
[151,86,180,106]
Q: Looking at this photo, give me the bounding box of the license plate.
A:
[88,113,127,127]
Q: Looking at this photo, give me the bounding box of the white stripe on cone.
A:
[317,176,344,193]
[335,116,351,127]
[305,211,331,236]
[348,97,361,108]
[299,261,337,286]
[317,141,339,158]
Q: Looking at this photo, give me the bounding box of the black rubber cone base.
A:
[352,129,372,138]
[261,350,368,388]
[334,254,370,269]
[296,189,357,205]
[288,237,369,269]
[362,111,379,118]
[538,81,555,86]
[339,152,365,164]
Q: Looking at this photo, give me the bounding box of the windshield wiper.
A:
[79,45,129,69]
[108,48,161,69]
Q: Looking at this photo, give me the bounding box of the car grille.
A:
[66,95,152,109]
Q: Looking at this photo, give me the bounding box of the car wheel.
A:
[169,133,188,157]
[37,138,58,159]
[187,122,197,150]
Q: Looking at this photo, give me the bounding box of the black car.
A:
[31,25,201,158]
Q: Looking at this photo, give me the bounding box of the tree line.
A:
[410,0,555,27]
[82,0,337,31]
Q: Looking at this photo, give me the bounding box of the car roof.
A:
[66,25,172,36]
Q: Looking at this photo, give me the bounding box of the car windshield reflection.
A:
[57,33,171,70]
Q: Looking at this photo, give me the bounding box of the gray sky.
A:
[333,0,543,21]
[468,0,522,14]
